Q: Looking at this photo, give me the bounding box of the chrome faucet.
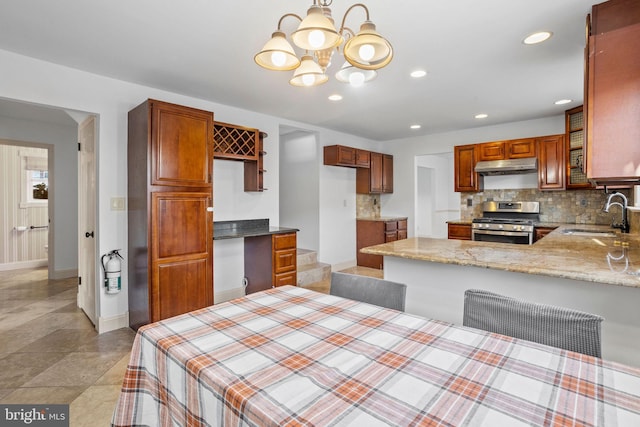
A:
[603,192,629,233]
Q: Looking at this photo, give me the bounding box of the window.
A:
[19,151,48,208]
[29,169,49,201]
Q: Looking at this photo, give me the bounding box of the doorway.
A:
[414,153,459,239]
[0,98,96,325]
[0,142,51,271]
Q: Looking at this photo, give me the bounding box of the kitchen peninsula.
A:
[361,225,640,367]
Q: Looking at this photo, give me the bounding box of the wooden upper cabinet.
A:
[565,106,593,189]
[477,139,536,161]
[591,0,640,33]
[537,134,565,190]
[355,150,371,167]
[324,145,370,168]
[369,152,383,192]
[356,152,393,194]
[477,142,505,161]
[454,144,481,192]
[586,22,640,183]
[507,139,537,158]
[150,100,213,187]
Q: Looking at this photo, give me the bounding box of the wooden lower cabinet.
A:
[447,223,472,240]
[357,218,407,269]
[534,226,557,242]
[245,232,297,294]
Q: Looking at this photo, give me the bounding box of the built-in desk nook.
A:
[214,219,298,294]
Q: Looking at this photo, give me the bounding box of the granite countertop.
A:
[361,224,640,288]
[213,219,298,240]
[357,216,408,222]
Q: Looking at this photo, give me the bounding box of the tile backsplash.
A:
[356,194,381,218]
[459,188,634,225]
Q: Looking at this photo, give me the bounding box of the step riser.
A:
[297,250,317,267]
[297,264,331,287]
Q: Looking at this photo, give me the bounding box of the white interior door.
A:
[77,116,97,326]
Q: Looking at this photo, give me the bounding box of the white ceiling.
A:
[0,0,595,141]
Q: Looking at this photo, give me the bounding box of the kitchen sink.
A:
[561,228,617,237]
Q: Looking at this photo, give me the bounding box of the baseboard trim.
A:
[0,259,47,271]
[215,287,245,304]
[98,312,130,334]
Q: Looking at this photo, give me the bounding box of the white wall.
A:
[280,131,320,251]
[415,153,457,238]
[382,116,565,238]
[0,48,381,331]
[0,117,78,277]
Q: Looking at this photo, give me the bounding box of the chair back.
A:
[330,272,407,311]
[463,289,603,357]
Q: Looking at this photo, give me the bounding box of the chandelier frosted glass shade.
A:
[254,31,301,71]
[291,5,343,51]
[335,61,377,86]
[289,55,329,87]
[343,21,393,70]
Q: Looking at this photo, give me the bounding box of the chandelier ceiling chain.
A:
[254,1,393,87]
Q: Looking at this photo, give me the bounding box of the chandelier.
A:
[254,1,393,87]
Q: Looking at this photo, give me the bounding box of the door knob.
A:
[85,231,94,238]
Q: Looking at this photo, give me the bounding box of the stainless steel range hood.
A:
[474,157,538,175]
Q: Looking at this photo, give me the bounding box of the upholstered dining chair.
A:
[330,272,407,312]
[463,289,604,357]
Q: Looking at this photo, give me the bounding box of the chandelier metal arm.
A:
[338,3,370,34]
[276,13,303,30]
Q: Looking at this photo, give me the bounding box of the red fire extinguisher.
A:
[101,249,123,294]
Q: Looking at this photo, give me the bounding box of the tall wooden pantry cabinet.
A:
[128,99,214,330]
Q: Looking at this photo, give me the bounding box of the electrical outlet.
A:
[110,197,126,211]
[467,198,473,207]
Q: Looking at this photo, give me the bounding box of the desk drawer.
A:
[273,233,296,250]
[273,271,297,287]
[274,248,296,274]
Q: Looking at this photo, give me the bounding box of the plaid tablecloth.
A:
[112,286,640,426]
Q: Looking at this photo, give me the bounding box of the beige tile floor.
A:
[0,267,135,426]
[0,265,382,426]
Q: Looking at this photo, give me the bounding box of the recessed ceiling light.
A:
[523,31,553,45]
[410,124,421,129]
[554,99,572,105]
[410,70,427,78]
[475,113,488,119]
[328,94,343,101]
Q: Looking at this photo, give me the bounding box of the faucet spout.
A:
[603,192,629,233]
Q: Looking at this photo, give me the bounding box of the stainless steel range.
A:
[472,201,540,245]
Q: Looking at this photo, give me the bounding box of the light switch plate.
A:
[111,197,125,211]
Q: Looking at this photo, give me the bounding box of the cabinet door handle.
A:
[207,207,214,212]
[85,231,94,238]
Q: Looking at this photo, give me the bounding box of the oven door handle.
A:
[472,229,532,237]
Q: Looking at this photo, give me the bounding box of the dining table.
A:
[112,285,640,426]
